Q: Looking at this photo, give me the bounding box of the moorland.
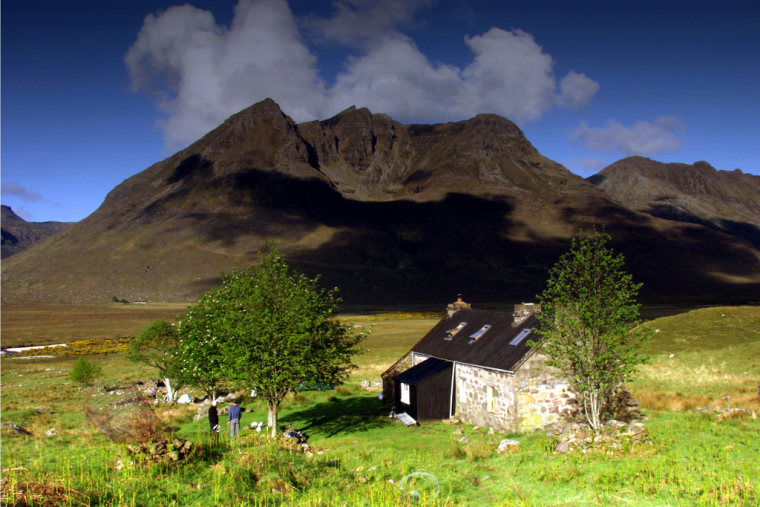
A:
[2,303,758,506]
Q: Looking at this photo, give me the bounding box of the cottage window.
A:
[487,386,496,412]
[400,383,411,405]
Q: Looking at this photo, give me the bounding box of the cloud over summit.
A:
[573,117,684,157]
[126,0,600,149]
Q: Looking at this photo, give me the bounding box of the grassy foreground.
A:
[2,307,759,506]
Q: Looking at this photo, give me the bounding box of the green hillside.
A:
[2,307,758,505]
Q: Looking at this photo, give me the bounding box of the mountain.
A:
[3,100,759,305]
[589,157,760,248]
[1,205,73,258]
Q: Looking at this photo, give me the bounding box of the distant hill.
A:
[3,100,759,305]
[1,205,73,258]
[589,157,760,248]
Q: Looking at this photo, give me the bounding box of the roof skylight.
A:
[509,328,532,346]
[445,322,467,341]
[467,324,492,344]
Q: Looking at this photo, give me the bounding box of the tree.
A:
[128,320,182,402]
[70,357,103,386]
[534,230,651,431]
[173,309,227,404]
[178,249,365,437]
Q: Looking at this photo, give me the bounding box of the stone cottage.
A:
[382,299,576,432]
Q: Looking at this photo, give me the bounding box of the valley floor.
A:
[2,308,759,506]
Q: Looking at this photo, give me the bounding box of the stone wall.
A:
[454,353,576,432]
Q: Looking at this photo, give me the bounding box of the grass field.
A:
[1,302,191,347]
[1,306,759,505]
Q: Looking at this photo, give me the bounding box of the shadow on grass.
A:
[281,395,392,438]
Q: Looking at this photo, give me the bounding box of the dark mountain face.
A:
[589,156,760,248]
[3,101,759,305]
[1,205,73,259]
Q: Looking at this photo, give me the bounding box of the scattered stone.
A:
[555,440,570,454]
[497,439,521,454]
[453,428,464,434]
[127,437,193,463]
[717,408,756,420]
[2,423,33,436]
[458,436,470,443]
[45,428,57,436]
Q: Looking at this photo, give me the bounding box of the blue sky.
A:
[3,0,758,222]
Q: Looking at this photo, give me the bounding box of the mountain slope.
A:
[589,157,760,247]
[1,205,73,258]
[3,101,759,305]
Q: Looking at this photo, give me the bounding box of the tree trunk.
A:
[583,389,602,432]
[164,378,176,403]
[268,399,280,438]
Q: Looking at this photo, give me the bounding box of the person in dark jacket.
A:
[228,401,242,439]
[208,401,220,441]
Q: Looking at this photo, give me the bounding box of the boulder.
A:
[497,439,521,454]
[3,423,33,436]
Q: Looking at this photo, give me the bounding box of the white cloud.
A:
[305,0,433,47]
[126,0,600,149]
[2,181,43,202]
[556,71,599,108]
[572,117,683,156]
[572,157,609,174]
[125,0,325,149]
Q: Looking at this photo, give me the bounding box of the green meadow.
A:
[2,307,759,506]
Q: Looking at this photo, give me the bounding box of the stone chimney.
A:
[447,294,471,317]
[513,302,541,325]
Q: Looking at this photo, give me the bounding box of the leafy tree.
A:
[179,249,365,436]
[70,357,103,386]
[173,309,227,403]
[128,320,182,402]
[534,230,651,431]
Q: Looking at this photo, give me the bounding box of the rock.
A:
[497,439,520,454]
[454,428,464,434]
[459,436,470,443]
[555,440,570,454]
[45,428,57,436]
[127,437,193,463]
[717,408,755,420]
[176,394,193,404]
[2,423,33,436]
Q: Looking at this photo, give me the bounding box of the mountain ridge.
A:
[3,100,759,305]
[589,156,760,248]
[1,205,73,259]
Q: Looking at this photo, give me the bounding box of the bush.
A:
[69,357,103,386]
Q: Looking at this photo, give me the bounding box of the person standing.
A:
[208,401,220,442]
[228,401,242,439]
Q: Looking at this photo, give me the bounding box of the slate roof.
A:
[412,309,539,372]
[395,357,453,385]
